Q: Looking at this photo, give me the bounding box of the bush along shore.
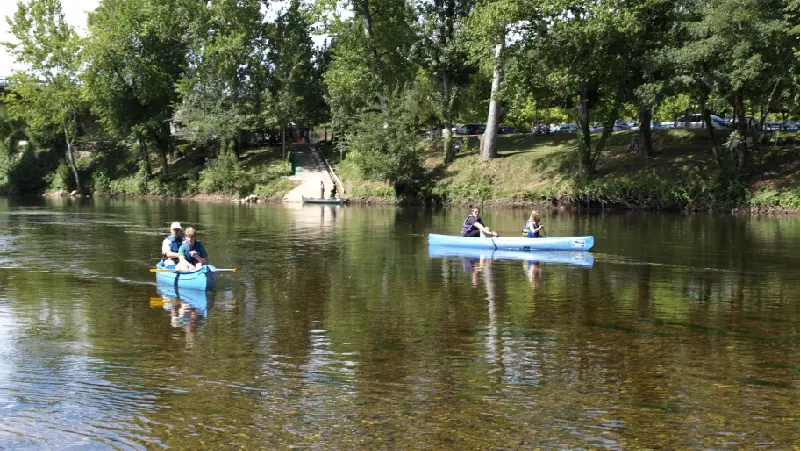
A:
[3,141,300,203]
[326,129,799,213]
[3,130,798,214]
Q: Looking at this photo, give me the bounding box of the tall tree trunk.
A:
[63,121,81,194]
[154,123,170,177]
[281,125,286,160]
[590,82,625,172]
[638,104,653,157]
[700,91,721,169]
[443,73,454,163]
[138,136,151,176]
[360,0,387,117]
[732,89,747,174]
[575,80,591,178]
[480,42,503,162]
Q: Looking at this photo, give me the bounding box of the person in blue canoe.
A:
[522,210,546,238]
[176,227,209,271]
[461,207,498,238]
[161,222,184,265]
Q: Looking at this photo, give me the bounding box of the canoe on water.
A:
[155,260,217,291]
[427,234,594,252]
[428,245,595,267]
[302,196,345,205]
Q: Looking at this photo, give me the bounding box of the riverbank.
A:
[328,129,800,213]
[6,129,798,213]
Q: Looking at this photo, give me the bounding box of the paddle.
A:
[150,268,237,273]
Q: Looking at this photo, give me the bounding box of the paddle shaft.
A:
[150,268,236,273]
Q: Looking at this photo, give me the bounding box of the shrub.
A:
[198,149,255,195]
[46,163,70,193]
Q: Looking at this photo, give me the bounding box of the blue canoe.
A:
[428,234,594,251]
[428,245,594,267]
[155,260,217,291]
[156,283,209,317]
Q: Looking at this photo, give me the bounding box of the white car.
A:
[675,114,731,129]
[558,123,578,132]
[780,121,799,131]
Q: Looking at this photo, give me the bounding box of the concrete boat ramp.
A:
[282,144,345,203]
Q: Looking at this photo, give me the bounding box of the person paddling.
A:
[161,222,184,265]
[522,210,545,238]
[176,227,209,271]
[461,207,497,238]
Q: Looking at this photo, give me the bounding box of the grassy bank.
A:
[10,143,300,200]
[330,129,799,211]
[5,129,797,213]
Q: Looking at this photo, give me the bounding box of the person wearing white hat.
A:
[161,222,184,266]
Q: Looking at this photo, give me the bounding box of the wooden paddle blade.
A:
[149,297,165,307]
[150,269,178,272]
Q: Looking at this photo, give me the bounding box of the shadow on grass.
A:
[239,146,283,169]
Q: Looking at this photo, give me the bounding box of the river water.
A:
[0,197,797,449]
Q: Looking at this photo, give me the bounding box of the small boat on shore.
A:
[155,260,217,291]
[427,234,594,251]
[428,245,595,267]
[302,196,345,205]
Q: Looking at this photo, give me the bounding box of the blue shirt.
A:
[179,240,208,265]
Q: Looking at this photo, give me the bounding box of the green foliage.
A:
[46,163,70,193]
[253,178,296,198]
[343,89,425,194]
[432,159,495,202]
[747,188,800,209]
[199,149,253,195]
[523,173,751,211]
[4,0,85,192]
[174,0,262,149]
[265,0,325,130]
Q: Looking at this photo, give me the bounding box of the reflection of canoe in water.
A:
[155,260,217,291]
[428,234,594,251]
[156,282,209,317]
[302,196,345,205]
[428,245,595,267]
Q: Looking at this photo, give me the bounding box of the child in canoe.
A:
[522,210,545,238]
[176,227,209,271]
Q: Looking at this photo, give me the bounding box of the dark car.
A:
[462,123,487,135]
[498,126,516,134]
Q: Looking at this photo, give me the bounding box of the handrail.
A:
[313,145,345,195]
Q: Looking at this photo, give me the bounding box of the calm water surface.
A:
[0,197,797,449]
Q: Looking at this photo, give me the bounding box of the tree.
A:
[676,0,799,176]
[515,0,641,177]
[3,0,85,193]
[413,0,477,163]
[83,0,193,177]
[320,0,417,136]
[463,0,521,162]
[266,0,325,159]
[174,0,263,154]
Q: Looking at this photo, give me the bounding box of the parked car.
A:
[675,114,731,129]
[557,123,578,132]
[780,120,799,131]
[498,125,516,134]
[452,125,468,135]
[467,123,487,135]
[421,128,442,138]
